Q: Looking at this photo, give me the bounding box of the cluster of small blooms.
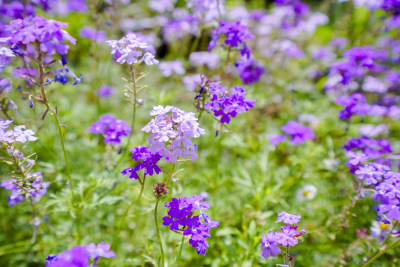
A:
[1,172,49,206]
[80,27,106,42]
[88,114,131,146]
[208,21,254,57]
[235,57,265,84]
[3,15,76,55]
[95,85,114,98]
[121,145,162,179]
[189,52,219,69]
[260,212,305,259]
[203,81,256,124]
[0,119,38,145]
[106,32,159,65]
[158,61,185,77]
[0,46,17,114]
[268,120,315,146]
[45,242,115,267]
[141,105,205,162]
[162,195,219,256]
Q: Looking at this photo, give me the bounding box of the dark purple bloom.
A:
[88,114,131,146]
[236,57,265,84]
[281,121,314,145]
[208,21,254,51]
[121,145,162,179]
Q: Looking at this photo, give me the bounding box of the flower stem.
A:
[177,234,185,266]
[362,237,400,266]
[125,66,137,152]
[154,198,165,267]
[111,176,145,248]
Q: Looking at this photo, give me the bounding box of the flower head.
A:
[88,114,131,146]
[281,121,314,145]
[276,211,301,224]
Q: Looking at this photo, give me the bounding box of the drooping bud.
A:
[153,182,168,198]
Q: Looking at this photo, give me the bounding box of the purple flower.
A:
[141,105,205,162]
[276,211,301,224]
[158,61,185,77]
[163,195,218,256]
[235,57,265,84]
[208,21,254,51]
[88,114,131,146]
[182,74,202,91]
[281,121,314,145]
[121,145,162,179]
[80,27,106,42]
[5,15,76,55]
[204,82,256,124]
[106,33,158,65]
[276,225,299,247]
[45,246,89,267]
[267,134,287,146]
[149,0,176,13]
[95,85,114,98]
[355,164,390,185]
[346,151,369,166]
[84,242,115,258]
[260,231,281,259]
[189,52,219,69]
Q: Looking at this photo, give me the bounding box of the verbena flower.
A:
[204,82,256,124]
[189,52,219,69]
[158,61,185,77]
[281,121,314,145]
[162,195,219,256]
[267,134,287,146]
[276,211,301,224]
[142,105,205,162]
[121,145,162,179]
[84,242,116,258]
[106,32,158,65]
[260,231,281,259]
[208,21,254,54]
[95,85,114,98]
[235,57,265,84]
[80,27,106,42]
[88,114,131,146]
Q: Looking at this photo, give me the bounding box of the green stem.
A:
[362,238,400,267]
[155,198,165,267]
[125,66,137,152]
[177,234,185,266]
[111,177,145,248]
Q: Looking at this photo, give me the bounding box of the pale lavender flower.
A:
[158,61,185,77]
[84,242,115,258]
[276,211,301,224]
[189,52,219,69]
[80,27,106,42]
[260,232,281,259]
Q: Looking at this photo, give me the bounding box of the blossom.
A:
[158,61,185,77]
[182,74,202,91]
[121,145,162,179]
[162,195,218,256]
[0,119,38,144]
[235,57,265,84]
[267,134,287,146]
[189,52,219,69]
[80,27,106,42]
[149,0,176,13]
[84,242,115,258]
[276,225,299,246]
[141,105,205,162]
[5,15,76,55]
[355,163,390,185]
[260,231,281,259]
[88,114,131,146]
[45,246,89,267]
[281,121,314,145]
[106,33,158,65]
[296,184,317,201]
[208,21,254,52]
[276,211,301,224]
[95,85,114,98]
[204,82,256,124]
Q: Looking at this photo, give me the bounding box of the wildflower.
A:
[162,195,218,256]
[88,114,131,146]
[235,57,265,85]
[106,33,158,65]
[153,182,169,198]
[80,27,106,42]
[45,246,89,267]
[296,184,317,201]
[121,145,162,179]
[281,121,314,145]
[260,231,281,259]
[208,21,254,52]
[141,105,205,162]
[158,61,185,77]
[189,52,219,69]
[84,242,116,258]
[95,85,114,98]
[276,211,301,224]
[355,164,390,185]
[267,134,287,146]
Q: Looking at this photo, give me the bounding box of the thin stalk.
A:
[154,198,165,267]
[111,176,146,248]
[286,245,290,267]
[177,234,185,266]
[362,238,400,267]
[125,66,137,153]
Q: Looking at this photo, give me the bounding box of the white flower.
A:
[296,184,317,201]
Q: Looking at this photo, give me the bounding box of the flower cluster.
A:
[162,195,219,256]
[4,15,76,55]
[88,114,131,146]
[45,242,115,267]
[260,212,305,259]
[235,57,265,84]
[208,21,254,56]
[141,105,205,162]
[121,145,162,180]
[158,61,185,77]
[269,120,315,146]
[106,32,159,65]
[203,82,256,124]
[80,27,107,42]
